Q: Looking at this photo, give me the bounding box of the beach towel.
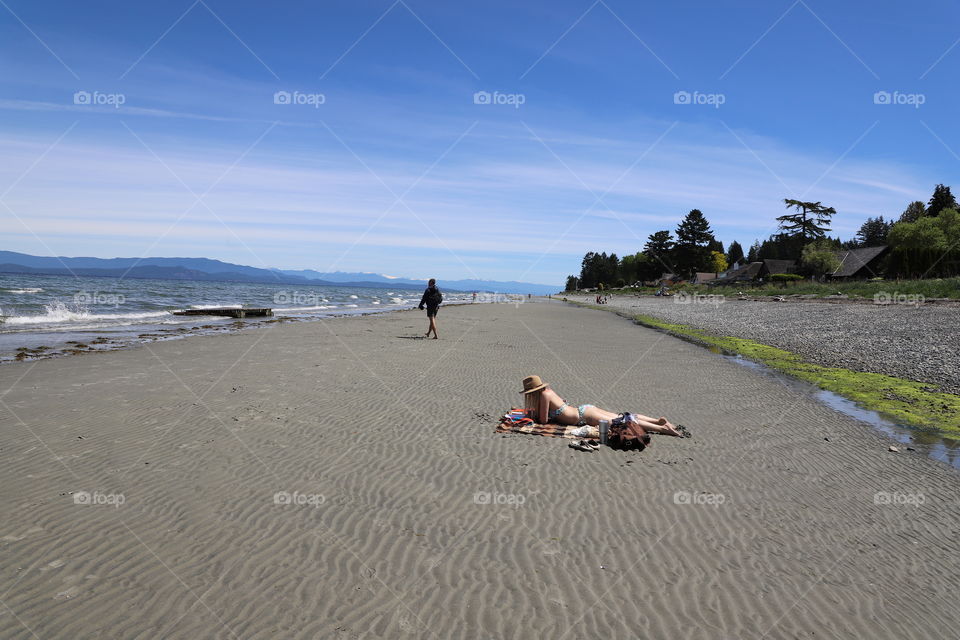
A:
[497,409,583,439]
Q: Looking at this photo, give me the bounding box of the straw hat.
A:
[520,375,548,394]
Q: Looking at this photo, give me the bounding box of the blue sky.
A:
[1,0,957,286]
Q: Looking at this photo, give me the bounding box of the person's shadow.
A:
[396,335,427,340]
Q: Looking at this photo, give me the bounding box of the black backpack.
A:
[428,287,443,306]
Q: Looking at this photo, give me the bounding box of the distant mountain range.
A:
[0,251,560,295]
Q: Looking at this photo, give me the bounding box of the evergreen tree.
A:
[579,252,596,288]
[726,240,744,265]
[643,230,676,275]
[927,184,957,217]
[674,209,714,278]
[854,216,892,246]
[777,199,835,241]
[565,275,579,291]
[643,230,675,256]
[899,201,926,224]
[747,240,761,263]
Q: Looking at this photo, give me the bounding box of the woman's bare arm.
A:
[538,392,549,424]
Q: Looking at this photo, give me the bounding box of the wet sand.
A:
[1,300,958,638]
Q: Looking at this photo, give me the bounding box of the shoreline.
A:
[2,301,958,638]
[2,301,485,367]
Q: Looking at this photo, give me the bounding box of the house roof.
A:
[762,259,797,275]
[711,261,762,284]
[694,272,717,282]
[831,245,888,278]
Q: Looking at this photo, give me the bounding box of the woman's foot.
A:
[657,420,682,437]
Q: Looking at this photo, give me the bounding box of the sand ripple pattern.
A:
[0,301,958,638]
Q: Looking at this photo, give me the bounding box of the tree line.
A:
[566,184,959,290]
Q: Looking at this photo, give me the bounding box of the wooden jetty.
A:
[172,307,273,319]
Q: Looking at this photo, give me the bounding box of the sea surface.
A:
[0,273,484,362]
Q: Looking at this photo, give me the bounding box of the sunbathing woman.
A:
[520,375,684,437]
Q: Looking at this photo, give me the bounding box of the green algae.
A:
[572,302,960,436]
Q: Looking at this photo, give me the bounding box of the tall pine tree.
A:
[674,209,714,278]
[777,199,835,241]
[899,201,926,223]
[643,230,676,275]
[927,184,957,217]
[726,240,744,265]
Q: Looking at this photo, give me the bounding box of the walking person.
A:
[418,278,443,339]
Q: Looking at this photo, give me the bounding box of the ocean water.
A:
[0,273,477,362]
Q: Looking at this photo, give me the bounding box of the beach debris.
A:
[888,445,899,452]
[173,307,272,318]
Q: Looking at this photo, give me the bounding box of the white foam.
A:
[3,301,169,326]
[349,295,359,299]
[5,288,43,294]
[190,303,242,309]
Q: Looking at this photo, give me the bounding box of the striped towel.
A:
[497,410,581,439]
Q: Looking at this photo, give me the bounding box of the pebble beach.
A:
[571,294,960,395]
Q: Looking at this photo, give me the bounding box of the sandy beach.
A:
[1,300,958,639]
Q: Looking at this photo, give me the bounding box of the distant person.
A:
[472,292,477,303]
[418,278,443,339]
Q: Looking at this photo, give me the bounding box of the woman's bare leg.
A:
[633,418,681,437]
[582,406,681,436]
[429,316,438,339]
